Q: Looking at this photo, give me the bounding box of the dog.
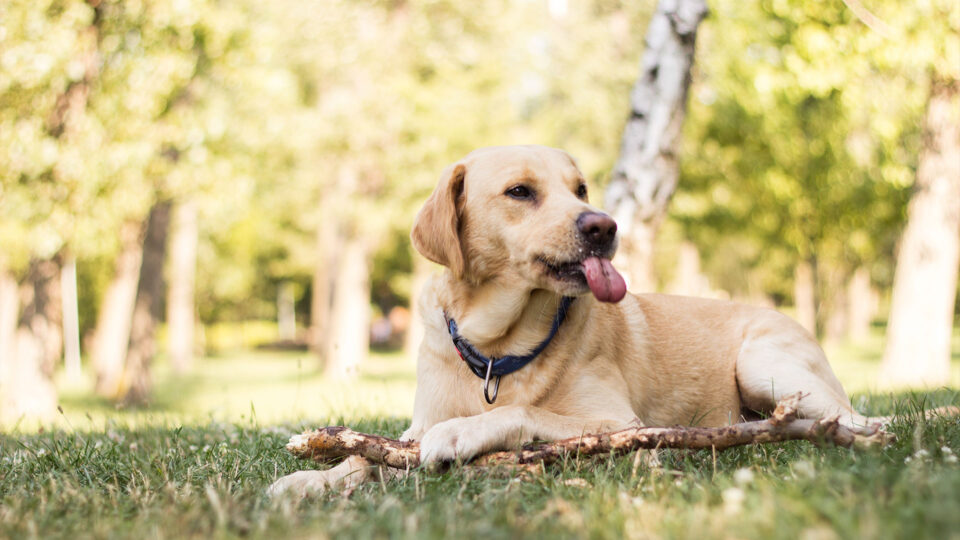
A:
[269,144,888,496]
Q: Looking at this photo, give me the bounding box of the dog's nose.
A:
[576,212,617,248]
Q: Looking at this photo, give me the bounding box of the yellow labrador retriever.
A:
[269,145,882,496]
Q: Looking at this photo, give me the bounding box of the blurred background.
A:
[0,0,957,428]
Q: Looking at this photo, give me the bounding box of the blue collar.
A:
[445,296,575,404]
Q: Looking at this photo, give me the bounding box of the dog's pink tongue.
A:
[581,257,627,303]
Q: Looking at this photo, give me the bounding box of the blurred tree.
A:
[673,0,925,340]
[872,0,960,387]
[122,201,170,404]
[881,81,959,387]
[0,0,106,417]
[604,0,708,292]
[166,199,198,373]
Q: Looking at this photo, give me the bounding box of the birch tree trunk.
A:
[604,0,708,292]
[880,79,960,388]
[92,220,144,397]
[166,199,198,374]
[324,237,370,380]
[122,201,171,405]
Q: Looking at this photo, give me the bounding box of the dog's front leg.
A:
[267,455,375,498]
[267,455,410,498]
[419,405,626,464]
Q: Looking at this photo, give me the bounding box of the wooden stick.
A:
[285,394,890,469]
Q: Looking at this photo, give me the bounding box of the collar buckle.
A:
[483,358,501,404]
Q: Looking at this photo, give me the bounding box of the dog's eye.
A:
[505,185,534,200]
[576,183,588,200]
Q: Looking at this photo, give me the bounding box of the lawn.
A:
[1,327,959,539]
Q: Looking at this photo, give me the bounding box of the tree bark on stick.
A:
[880,78,960,388]
[604,0,708,292]
[284,395,891,470]
[122,201,171,405]
[166,199,198,374]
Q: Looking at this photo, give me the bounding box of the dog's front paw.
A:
[400,426,425,442]
[267,456,371,498]
[267,470,330,498]
[419,416,500,464]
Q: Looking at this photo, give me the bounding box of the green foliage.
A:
[674,0,958,304]
[2,0,955,325]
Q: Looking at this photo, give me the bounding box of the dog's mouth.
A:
[537,255,626,303]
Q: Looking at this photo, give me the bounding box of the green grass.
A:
[1,327,959,539]
[45,349,418,430]
[1,393,959,539]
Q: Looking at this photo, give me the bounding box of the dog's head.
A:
[411,145,626,303]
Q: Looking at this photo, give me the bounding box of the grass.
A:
[1,327,959,539]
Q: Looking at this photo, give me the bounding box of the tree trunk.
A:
[122,201,171,405]
[61,255,82,380]
[823,269,849,344]
[25,258,63,377]
[0,259,61,422]
[603,0,708,292]
[845,266,876,343]
[794,259,817,336]
[277,281,297,342]
[324,237,370,380]
[0,258,17,385]
[666,240,711,296]
[403,256,432,364]
[310,215,339,365]
[92,220,144,397]
[880,79,960,388]
[166,199,198,374]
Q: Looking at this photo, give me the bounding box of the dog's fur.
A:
[269,145,876,496]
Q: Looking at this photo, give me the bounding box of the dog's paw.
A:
[399,426,424,442]
[419,417,493,464]
[267,470,330,498]
[267,456,371,498]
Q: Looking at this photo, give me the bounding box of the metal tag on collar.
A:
[483,359,501,404]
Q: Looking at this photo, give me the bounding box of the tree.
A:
[0,0,106,418]
[671,0,931,341]
[166,200,198,373]
[603,0,709,292]
[880,78,959,387]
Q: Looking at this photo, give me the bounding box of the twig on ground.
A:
[285,393,891,470]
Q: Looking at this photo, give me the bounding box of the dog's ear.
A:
[411,163,466,278]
